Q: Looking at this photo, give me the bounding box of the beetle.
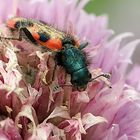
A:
[1,17,111,91]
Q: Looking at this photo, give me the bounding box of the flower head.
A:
[0,0,140,140]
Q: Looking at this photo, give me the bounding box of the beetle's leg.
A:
[41,46,53,52]
[51,62,57,81]
[45,55,57,85]
[45,64,57,85]
[79,42,88,50]
[0,29,22,41]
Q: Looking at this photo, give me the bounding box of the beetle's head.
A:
[71,68,91,91]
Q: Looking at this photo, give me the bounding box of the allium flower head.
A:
[0,0,140,140]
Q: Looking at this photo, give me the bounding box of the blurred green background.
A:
[85,0,140,65]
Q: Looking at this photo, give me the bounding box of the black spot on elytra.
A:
[22,28,37,44]
[38,32,50,42]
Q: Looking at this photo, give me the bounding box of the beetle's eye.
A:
[15,21,20,28]
[89,73,92,79]
[71,77,78,85]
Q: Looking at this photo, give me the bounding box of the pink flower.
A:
[0,0,140,140]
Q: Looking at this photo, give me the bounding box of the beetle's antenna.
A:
[90,73,111,81]
[79,42,88,50]
[90,73,112,88]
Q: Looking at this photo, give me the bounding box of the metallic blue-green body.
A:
[56,44,91,90]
